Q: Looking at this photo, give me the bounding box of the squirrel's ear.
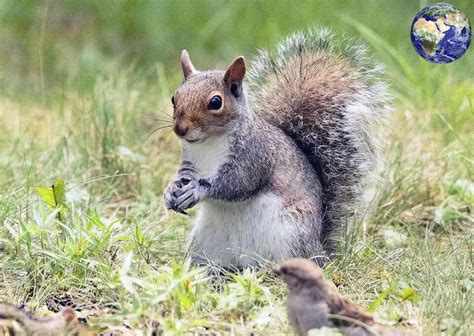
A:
[181,49,196,79]
[224,56,246,98]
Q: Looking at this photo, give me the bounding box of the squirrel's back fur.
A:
[248,29,391,250]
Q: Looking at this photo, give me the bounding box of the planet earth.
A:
[411,3,471,63]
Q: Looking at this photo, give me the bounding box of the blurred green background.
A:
[1,0,473,100]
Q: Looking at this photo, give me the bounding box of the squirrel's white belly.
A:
[188,192,297,268]
[183,134,296,267]
[182,134,229,177]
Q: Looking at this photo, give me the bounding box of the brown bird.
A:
[274,259,408,336]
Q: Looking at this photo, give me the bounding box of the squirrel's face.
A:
[171,50,246,144]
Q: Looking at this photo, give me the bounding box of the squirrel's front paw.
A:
[164,177,204,214]
[172,183,205,213]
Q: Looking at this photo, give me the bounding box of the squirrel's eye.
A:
[208,95,222,110]
[171,96,175,106]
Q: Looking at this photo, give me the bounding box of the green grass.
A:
[0,0,473,335]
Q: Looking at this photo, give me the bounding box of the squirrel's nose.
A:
[174,124,189,137]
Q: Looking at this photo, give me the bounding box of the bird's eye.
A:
[171,96,176,106]
[208,95,222,110]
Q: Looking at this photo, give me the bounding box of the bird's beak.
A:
[272,265,282,276]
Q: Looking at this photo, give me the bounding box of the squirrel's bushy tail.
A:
[248,28,391,252]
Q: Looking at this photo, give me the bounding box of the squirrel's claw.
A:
[164,175,202,214]
[172,187,201,212]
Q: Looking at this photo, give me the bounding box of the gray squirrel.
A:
[164,29,391,269]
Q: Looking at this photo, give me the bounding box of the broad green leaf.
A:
[177,292,192,310]
[34,179,66,209]
[52,179,66,207]
[396,287,422,302]
[34,179,67,221]
[34,186,56,209]
[367,284,395,313]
